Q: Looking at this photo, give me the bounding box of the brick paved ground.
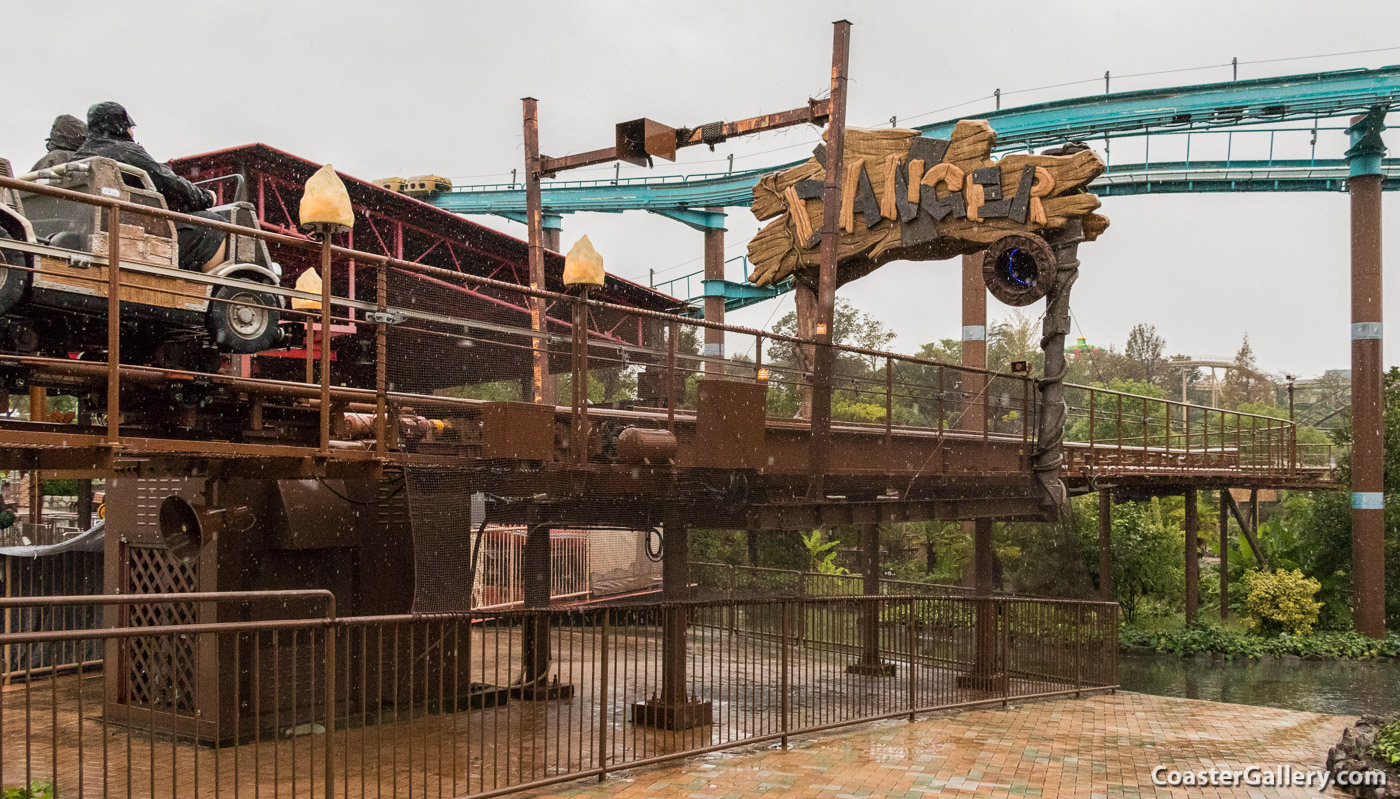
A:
[519,692,1354,799]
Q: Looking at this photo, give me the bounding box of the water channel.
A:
[1119,653,1400,717]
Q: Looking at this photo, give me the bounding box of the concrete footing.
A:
[631,699,714,730]
[846,661,896,677]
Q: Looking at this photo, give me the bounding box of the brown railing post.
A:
[1116,394,1123,456]
[106,205,121,445]
[1141,400,1149,465]
[780,600,791,748]
[1088,390,1095,456]
[796,573,807,644]
[374,263,388,459]
[323,597,336,799]
[884,357,893,448]
[1075,602,1083,697]
[597,609,610,782]
[318,233,333,456]
[727,565,736,634]
[1021,377,1030,457]
[937,367,945,451]
[667,319,678,433]
[906,595,916,721]
[1001,599,1011,706]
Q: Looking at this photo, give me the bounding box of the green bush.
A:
[1241,569,1323,634]
[3,783,54,799]
[1119,622,1400,659]
[1374,718,1400,767]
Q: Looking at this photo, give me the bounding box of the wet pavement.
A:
[517,692,1354,799]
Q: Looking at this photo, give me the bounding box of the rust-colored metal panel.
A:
[481,402,556,461]
[694,380,767,469]
[272,479,357,549]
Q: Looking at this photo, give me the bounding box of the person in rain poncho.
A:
[73,102,226,271]
[30,115,88,171]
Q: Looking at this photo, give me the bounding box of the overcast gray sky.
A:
[4,0,1399,378]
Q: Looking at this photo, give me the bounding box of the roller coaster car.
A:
[0,156,288,357]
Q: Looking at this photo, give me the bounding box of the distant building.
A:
[1065,336,1100,360]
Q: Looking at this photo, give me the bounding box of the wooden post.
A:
[807,19,852,500]
[522,97,552,406]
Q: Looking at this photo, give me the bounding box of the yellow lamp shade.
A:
[299,164,354,232]
[292,268,322,311]
[563,235,605,287]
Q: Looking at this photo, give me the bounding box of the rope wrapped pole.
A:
[1033,219,1084,510]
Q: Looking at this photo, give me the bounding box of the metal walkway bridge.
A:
[0,176,1332,531]
[433,65,1400,311]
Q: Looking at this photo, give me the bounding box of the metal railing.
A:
[692,561,975,598]
[0,590,1117,799]
[0,170,1314,485]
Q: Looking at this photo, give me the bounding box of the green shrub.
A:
[1374,718,1400,767]
[3,783,55,799]
[1241,569,1322,634]
[1119,622,1400,659]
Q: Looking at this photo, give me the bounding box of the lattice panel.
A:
[123,544,198,713]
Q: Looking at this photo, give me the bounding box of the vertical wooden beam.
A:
[807,19,852,500]
[523,97,551,407]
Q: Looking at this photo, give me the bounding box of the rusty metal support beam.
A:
[1223,490,1268,570]
[676,99,832,148]
[538,100,832,176]
[1033,220,1084,509]
[1098,490,1113,602]
[702,211,725,373]
[848,523,894,676]
[961,253,987,431]
[1184,488,1199,623]
[523,98,551,406]
[1348,109,1387,638]
[807,19,852,500]
[1219,489,1230,620]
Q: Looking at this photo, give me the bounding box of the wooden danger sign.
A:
[745,121,1109,288]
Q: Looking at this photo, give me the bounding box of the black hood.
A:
[87,101,136,141]
[46,115,88,152]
